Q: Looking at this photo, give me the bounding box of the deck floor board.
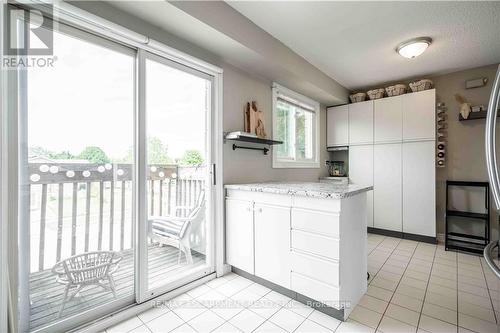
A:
[29,244,205,330]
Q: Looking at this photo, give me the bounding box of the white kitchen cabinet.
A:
[403,141,436,237]
[225,186,368,319]
[344,90,436,239]
[403,89,436,141]
[254,203,291,288]
[349,100,373,145]
[374,95,403,143]
[225,199,254,274]
[291,250,339,286]
[327,105,349,147]
[374,143,402,232]
[349,145,374,227]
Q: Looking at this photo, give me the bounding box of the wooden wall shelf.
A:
[459,109,500,121]
[226,136,283,145]
[224,132,282,155]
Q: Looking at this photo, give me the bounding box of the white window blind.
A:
[272,83,320,168]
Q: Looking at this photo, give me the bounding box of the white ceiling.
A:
[228,1,500,90]
[91,1,348,104]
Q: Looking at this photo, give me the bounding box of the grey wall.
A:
[432,64,500,239]
[362,64,500,239]
[222,64,329,184]
[72,1,329,185]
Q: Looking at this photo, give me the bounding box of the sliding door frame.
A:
[0,3,6,331]
[12,13,138,333]
[4,3,224,332]
[136,50,217,303]
[1,3,17,332]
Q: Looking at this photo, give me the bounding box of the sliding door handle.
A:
[212,163,216,185]
[484,240,500,279]
[485,64,500,209]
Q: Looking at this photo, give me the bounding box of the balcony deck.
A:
[29,245,205,330]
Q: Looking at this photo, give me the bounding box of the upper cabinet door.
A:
[327,105,349,147]
[349,100,374,145]
[403,89,436,141]
[349,145,374,186]
[374,96,403,143]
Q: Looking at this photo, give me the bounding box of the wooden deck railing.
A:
[27,163,205,273]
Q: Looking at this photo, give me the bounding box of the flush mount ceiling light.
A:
[396,37,432,59]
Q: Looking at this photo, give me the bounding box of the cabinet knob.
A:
[246,207,252,212]
[257,208,263,213]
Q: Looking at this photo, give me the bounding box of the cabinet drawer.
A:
[293,196,340,213]
[291,230,339,260]
[291,208,339,238]
[291,251,339,286]
[290,272,341,309]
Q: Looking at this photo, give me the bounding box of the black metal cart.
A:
[445,180,490,254]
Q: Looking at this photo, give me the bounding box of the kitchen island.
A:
[225,182,372,320]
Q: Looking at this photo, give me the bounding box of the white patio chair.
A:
[51,251,122,317]
[148,190,205,265]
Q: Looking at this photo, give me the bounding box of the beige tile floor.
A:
[106,234,499,333]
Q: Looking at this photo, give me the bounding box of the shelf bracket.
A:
[232,144,269,155]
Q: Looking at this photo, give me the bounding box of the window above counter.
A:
[272,83,320,168]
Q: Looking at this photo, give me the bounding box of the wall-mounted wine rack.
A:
[437,102,447,167]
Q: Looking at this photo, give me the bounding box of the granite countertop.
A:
[224,182,373,199]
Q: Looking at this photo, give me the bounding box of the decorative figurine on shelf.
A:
[244,101,267,138]
[455,94,471,120]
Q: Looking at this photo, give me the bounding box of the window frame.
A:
[272,83,320,169]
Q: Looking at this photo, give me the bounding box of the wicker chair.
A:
[51,251,122,317]
[149,190,205,264]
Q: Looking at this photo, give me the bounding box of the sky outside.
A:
[27,25,208,162]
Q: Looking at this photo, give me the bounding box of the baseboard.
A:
[404,232,438,244]
[231,267,345,321]
[367,227,402,238]
[220,264,232,276]
[437,233,445,244]
[368,227,437,244]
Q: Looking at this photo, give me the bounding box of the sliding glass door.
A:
[138,51,214,301]
[18,21,136,331]
[14,9,217,332]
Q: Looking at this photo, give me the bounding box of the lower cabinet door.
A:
[403,141,436,237]
[254,203,291,288]
[374,143,402,232]
[226,199,254,274]
[349,145,374,227]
